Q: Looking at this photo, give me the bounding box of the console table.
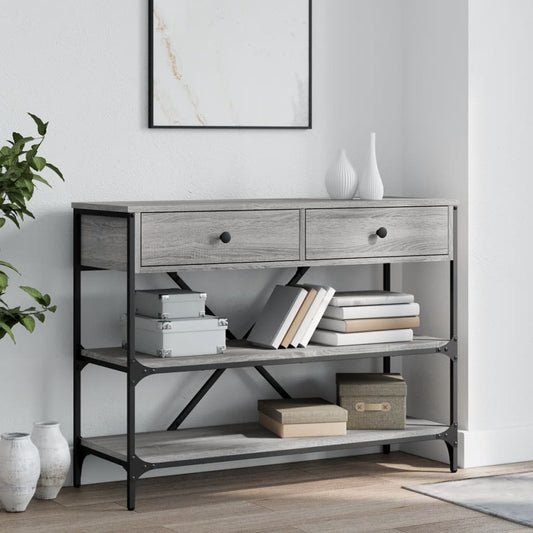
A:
[72,198,458,510]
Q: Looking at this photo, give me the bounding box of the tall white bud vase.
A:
[0,433,40,512]
[31,422,70,500]
[325,148,358,199]
[359,132,384,200]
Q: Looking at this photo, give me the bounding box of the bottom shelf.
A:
[81,419,447,469]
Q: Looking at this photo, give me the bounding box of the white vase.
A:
[325,148,358,199]
[358,132,384,200]
[0,433,40,512]
[31,422,70,500]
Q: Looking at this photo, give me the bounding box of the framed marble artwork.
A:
[149,0,311,128]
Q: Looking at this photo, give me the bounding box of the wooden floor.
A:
[2,452,532,532]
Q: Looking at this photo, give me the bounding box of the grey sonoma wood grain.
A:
[141,209,300,266]
[81,337,449,372]
[81,215,128,270]
[81,420,446,465]
[72,197,458,213]
[306,206,450,260]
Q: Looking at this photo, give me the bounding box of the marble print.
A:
[151,0,310,127]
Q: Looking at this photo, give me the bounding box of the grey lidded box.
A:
[336,373,407,430]
[135,289,206,319]
[134,316,227,358]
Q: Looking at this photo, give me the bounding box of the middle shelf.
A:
[80,336,450,374]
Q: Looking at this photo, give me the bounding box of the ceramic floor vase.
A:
[325,148,358,199]
[31,422,70,500]
[0,433,40,512]
[359,132,384,200]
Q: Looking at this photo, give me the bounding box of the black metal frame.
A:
[73,205,459,510]
[148,0,312,129]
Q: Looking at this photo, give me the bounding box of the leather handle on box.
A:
[355,402,391,412]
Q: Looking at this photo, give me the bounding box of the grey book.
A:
[257,398,348,424]
[247,285,308,349]
[323,302,420,320]
[310,328,413,346]
[329,290,414,307]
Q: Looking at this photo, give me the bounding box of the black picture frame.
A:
[148,0,312,129]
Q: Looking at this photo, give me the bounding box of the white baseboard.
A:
[460,425,533,468]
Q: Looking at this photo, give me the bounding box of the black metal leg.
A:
[448,206,458,473]
[126,214,137,511]
[382,263,391,454]
[167,369,226,430]
[73,210,83,487]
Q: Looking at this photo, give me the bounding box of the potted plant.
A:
[0,113,63,343]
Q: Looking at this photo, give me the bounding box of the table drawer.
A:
[305,206,449,260]
[141,210,300,266]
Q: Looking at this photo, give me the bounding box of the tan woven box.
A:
[336,373,407,430]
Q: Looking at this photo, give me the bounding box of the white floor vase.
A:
[31,422,70,500]
[0,433,40,512]
[325,148,358,199]
[358,132,384,200]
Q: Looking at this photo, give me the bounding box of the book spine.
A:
[323,302,420,320]
[310,328,414,346]
[319,315,420,333]
[329,293,414,307]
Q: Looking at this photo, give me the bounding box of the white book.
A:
[289,286,325,348]
[329,290,414,307]
[323,302,420,320]
[296,285,336,347]
[247,285,308,349]
[310,328,414,347]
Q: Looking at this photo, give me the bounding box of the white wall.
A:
[400,0,469,464]
[465,0,533,466]
[0,0,407,483]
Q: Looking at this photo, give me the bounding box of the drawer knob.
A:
[376,227,388,239]
[219,231,232,244]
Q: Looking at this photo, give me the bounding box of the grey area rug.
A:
[404,472,533,528]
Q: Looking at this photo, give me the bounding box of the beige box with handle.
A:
[336,373,407,430]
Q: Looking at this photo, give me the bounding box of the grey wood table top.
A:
[72,197,458,213]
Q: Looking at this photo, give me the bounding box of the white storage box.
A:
[135,289,206,319]
[131,315,227,358]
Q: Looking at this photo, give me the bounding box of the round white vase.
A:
[325,148,358,199]
[358,132,384,200]
[31,422,70,500]
[0,433,40,512]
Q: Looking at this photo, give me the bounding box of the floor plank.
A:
[1,452,531,532]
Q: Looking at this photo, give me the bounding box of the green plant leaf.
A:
[45,162,64,180]
[0,260,20,274]
[0,218,5,228]
[28,113,48,136]
[32,175,51,188]
[47,305,57,313]
[30,156,46,171]
[20,315,35,333]
[19,285,43,301]
[35,312,46,323]
[0,321,15,343]
[0,272,7,292]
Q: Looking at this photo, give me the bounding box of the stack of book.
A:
[310,290,419,346]
[247,284,335,349]
[258,398,348,438]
